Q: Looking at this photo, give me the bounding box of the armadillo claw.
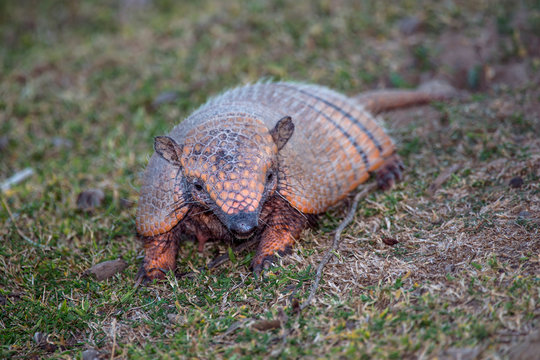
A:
[135,264,168,285]
[135,266,152,286]
[251,244,293,276]
[251,254,276,276]
[376,154,404,190]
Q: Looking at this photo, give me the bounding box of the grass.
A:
[1,0,539,358]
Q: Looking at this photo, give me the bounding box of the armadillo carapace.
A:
[136,81,437,281]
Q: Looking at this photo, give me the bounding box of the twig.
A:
[0,167,34,192]
[110,318,117,360]
[220,275,247,312]
[300,182,377,311]
[1,197,46,248]
[270,328,292,357]
[427,163,462,196]
[212,318,253,343]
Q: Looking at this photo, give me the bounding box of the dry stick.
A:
[300,182,377,311]
[0,167,34,192]
[109,318,117,360]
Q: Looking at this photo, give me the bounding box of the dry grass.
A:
[1,0,539,359]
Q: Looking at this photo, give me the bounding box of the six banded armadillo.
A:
[136,81,449,281]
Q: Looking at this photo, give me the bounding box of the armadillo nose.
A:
[228,212,258,238]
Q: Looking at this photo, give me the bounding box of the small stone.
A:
[52,137,73,149]
[33,332,45,344]
[509,177,524,188]
[251,319,281,331]
[76,189,105,211]
[82,349,100,360]
[152,91,180,108]
[518,211,531,218]
[33,332,57,352]
[382,237,399,246]
[83,259,128,281]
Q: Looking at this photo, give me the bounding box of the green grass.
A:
[1,0,539,358]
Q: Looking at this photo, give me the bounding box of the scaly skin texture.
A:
[136,82,447,281]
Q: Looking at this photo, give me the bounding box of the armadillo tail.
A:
[354,80,457,114]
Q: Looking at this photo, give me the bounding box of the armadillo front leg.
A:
[137,231,179,282]
[252,199,308,274]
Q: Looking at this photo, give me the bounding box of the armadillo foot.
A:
[251,197,308,275]
[135,265,171,285]
[138,232,179,283]
[376,154,404,190]
[135,265,157,285]
[251,227,296,275]
[252,255,275,276]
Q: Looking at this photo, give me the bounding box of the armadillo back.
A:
[205,82,396,213]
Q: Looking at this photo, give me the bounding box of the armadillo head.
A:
[154,115,294,238]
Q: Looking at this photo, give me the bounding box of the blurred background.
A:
[1,1,539,358]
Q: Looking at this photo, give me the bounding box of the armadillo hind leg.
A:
[252,202,308,274]
[137,231,179,282]
[375,154,404,191]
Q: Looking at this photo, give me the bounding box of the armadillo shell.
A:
[136,82,395,237]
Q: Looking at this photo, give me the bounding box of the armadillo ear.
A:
[154,136,183,166]
[270,116,294,151]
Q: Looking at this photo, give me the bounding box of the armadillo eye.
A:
[194,183,203,191]
[266,173,273,183]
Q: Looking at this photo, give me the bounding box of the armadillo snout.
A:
[227,212,259,238]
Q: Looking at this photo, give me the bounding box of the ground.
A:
[0,0,538,359]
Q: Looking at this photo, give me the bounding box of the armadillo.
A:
[136,81,448,281]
